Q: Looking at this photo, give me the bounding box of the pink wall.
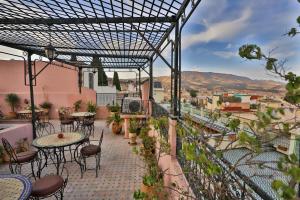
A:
[0,123,33,148]
[0,60,97,119]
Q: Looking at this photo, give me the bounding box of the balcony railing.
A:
[176,120,274,200]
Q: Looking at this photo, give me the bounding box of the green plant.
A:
[106,112,123,127]
[129,118,139,133]
[133,189,147,200]
[87,101,97,113]
[5,93,20,112]
[113,71,121,91]
[73,100,82,112]
[107,103,120,113]
[39,101,52,110]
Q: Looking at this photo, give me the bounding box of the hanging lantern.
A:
[44,43,56,62]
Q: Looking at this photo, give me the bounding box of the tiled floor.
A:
[0,120,146,200]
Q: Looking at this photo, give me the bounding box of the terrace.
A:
[0,1,298,200]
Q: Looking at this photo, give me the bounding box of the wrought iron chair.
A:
[74,130,104,178]
[30,165,69,200]
[36,121,55,137]
[1,138,39,179]
[59,108,74,132]
[80,113,95,137]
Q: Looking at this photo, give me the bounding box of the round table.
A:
[71,112,96,130]
[0,174,32,200]
[32,132,85,174]
[17,110,43,119]
[71,112,95,117]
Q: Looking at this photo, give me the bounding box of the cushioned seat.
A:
[16,151,37,163]
[31,175,64,197]
[60,119,73,125]
[81,144,100,156]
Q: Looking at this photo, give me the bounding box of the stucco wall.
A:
[0,60,97,119]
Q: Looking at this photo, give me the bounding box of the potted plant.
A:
[73,100,82,112]
[87,101,97,113]
[128,118,139,145]
[39,101,52,115]
[107,103,121,116]
[5,93,20,118]
[106,113,124,134]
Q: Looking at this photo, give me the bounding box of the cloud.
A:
[212,51,237,59]
[182,8,252,49]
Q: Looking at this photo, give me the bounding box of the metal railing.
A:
[176,120,274,200]
[152,102,170,140]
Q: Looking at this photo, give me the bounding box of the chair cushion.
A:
[16,151,37,163]
[31,175,64,197]
[81,144,100,156]
[60,119,73,125]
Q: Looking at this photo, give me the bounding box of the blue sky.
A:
[154,0,300,80]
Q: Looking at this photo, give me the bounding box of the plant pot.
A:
[112,122,122,134]
[7,111,17,119]
[141,183,155,198]
[129,132,137,145]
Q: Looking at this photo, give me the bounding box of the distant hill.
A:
[154,71,285,94]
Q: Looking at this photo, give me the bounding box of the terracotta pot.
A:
[141,183,155,198]
[129,132,137,144]
[7,111,17,119]
[112,122,122,134]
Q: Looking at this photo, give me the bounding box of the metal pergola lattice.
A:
[0,0,202,137]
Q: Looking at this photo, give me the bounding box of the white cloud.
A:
[212,50,237,59]
[182,8,252,49]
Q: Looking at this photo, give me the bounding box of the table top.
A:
[32,132,85,148]
[71,112,96,117]
[0,174,32,200]
[17,109,43,114]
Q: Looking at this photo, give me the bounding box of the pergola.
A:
[0,0,202,137]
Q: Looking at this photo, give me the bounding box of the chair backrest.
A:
[98,129,104,147]
[36,122,55,137]
[1,138,18,163]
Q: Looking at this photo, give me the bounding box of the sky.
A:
[154,0,300,80]
[0,0,299,81]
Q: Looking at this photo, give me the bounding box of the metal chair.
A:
[81,113,95,137]
[30,165,69,200]
[74,130,104,178]
[36,121,55,137]
[59,108,74,132]
[1,138,39,179]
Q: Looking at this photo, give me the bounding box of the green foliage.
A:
[129,118,139,133]
[189,89,198,98]
[87,101,97,113]
[133,189,147,200]
[5,93,20,112]
[113,71,121,91]
[73,100,82,112]
[98,67,108,86]
[106,112,123,126]
[239,44,262,60]
[107,103,120,112]
[226,118,240,132]
[150,116,168,133]
[39,101,52,110]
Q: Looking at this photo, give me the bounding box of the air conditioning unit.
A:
[122,97,142,113]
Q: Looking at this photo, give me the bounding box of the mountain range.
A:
[154,71,285,95]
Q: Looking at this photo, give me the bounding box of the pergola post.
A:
[173,22,179,116]
[138,68,141,97]
[27,51,37,139]
[149,58,153,99]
